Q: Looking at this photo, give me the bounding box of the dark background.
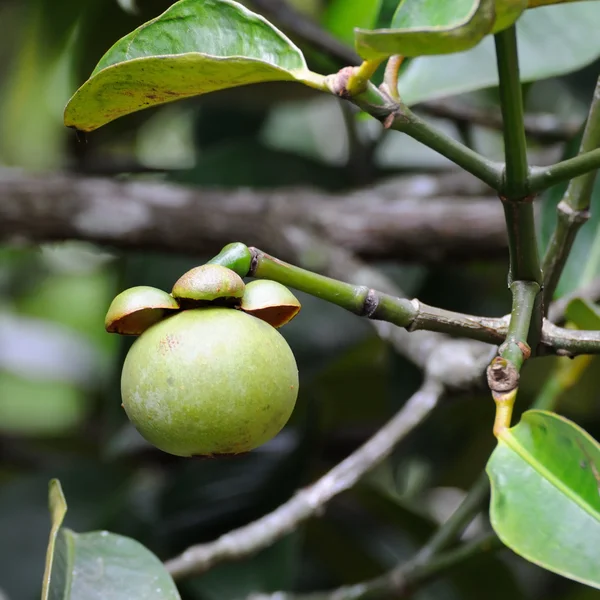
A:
[1,1,600,598]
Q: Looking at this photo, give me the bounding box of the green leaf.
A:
[397,3,600,106]
[487,410,600,588]
[64,0,317,132]
[565,298,600,330]
[49,529,181,599]
[355,0,496,60]
[322,0,383,46]
[42,479,181,599]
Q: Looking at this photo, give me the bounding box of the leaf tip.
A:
[48,478,68,528]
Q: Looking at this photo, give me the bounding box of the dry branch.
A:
[0,169,506,263]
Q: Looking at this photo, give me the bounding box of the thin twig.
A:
[542,77,600,307]
[247,532,502,600]
[541,320,600,355]
[529,148,600,194]
[388,107,504,191]
[249,246,508,345]
[165,380,445,580]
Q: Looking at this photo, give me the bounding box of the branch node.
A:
[486,357,519,393]
[326,67,355,100]
[557,199,590,225]
[363,289,379,317]
[499,193,536,204]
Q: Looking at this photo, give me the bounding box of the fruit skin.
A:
[120,307,298,457]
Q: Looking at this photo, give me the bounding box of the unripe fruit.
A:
[120,307,298,457]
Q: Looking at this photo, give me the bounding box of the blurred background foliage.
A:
[1,0,600,599]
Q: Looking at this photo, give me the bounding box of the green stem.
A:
[494,26,529,198]
[494,26,543,350]
[488,281,539,435]
[249,247,506,343]
[529,148,600,194]
[208,243,600,356]
[542,77,600,306]
[501,198,543,285]
[346,59,384,96]
[392,110,503,191]
[501,280,540,369]
[348,83,503,190]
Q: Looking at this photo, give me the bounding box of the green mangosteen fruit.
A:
[120,306,298,457]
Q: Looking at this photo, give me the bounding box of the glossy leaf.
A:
[48,530,181,599]
[322,0,382,45]
[397,3,600,106]
[64,0,313,132]
[565,298,600,330]
[487,410,600,588]
[355,0,496,60]
[43,479,181,599]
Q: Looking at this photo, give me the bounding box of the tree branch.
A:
[247,246,507,345]
[165,379,445,580]
[0,169,508,263]
[494,26,529,199]
[529,148,600,194]
[541,320,600,355]
[542,77,600,306]
[250,0,582,145]
[165,233,499,581]
[388,107,504,191]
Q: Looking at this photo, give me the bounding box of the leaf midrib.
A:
[501,430,600,523]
